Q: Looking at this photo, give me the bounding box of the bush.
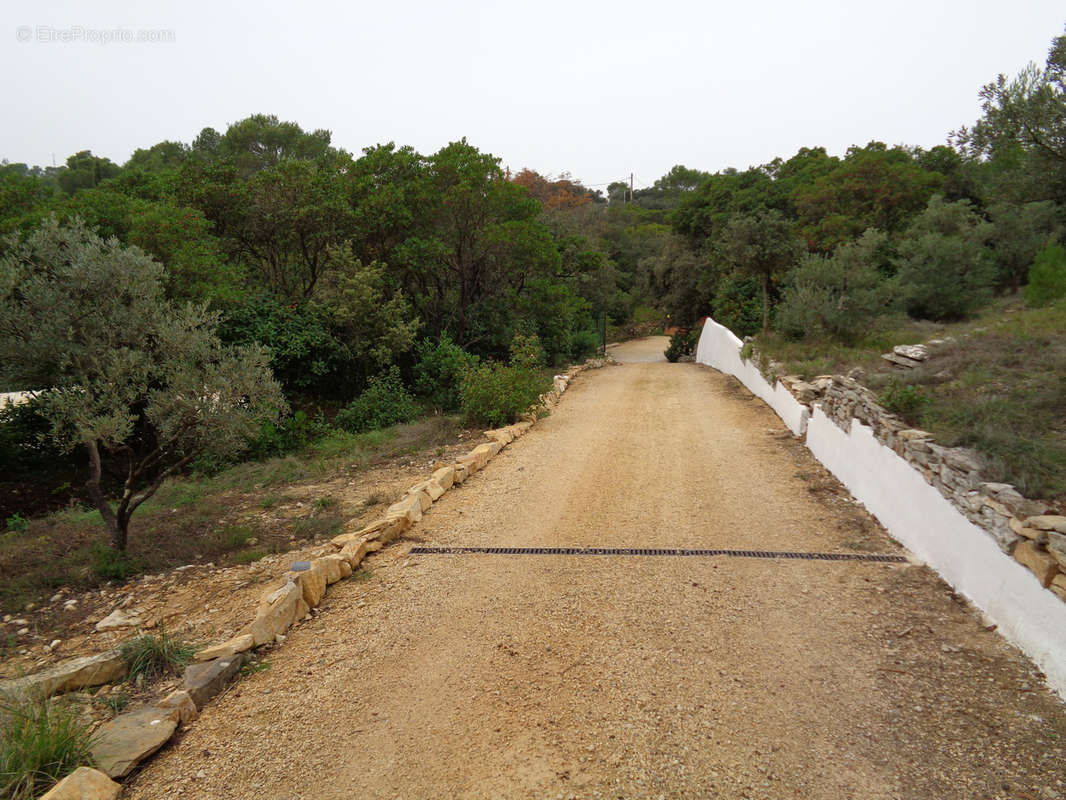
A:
[89,543,142,581]
[711,274,763,338]
[508,332,547,370]
[664,329,699,362]
[334,367,420,433]
[245,410,331,461]
[0,694,96,800]
[879,379,930,423]
[569,328,601,361]
[1024,242,1066,307]
[120,625,195,684]
[459,362,547,427]
[413,333,479,412]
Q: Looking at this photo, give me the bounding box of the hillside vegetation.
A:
[2,24,1065,566]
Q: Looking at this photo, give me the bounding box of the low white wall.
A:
[695,318,809,436]
[0,391,34,409]
[694,315,1066,697]
[807,407,1066,697]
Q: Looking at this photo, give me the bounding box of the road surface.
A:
[127,337,1065,800]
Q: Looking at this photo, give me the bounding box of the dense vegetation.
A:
[2,24,1066,559]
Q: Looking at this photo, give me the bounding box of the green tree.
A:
[987,200,1062,290]
[219,114,335,176]
[0,218,285,551]
[718,209,804,333]
[776,229,893,342]
[1024,241,1066,305]
[56,150,121,195]
[894,196,996,320]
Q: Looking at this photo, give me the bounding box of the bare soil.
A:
[114,337,1066,799]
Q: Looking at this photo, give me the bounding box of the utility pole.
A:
[630,173,634,203]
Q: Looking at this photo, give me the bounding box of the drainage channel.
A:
[408,546,907,563]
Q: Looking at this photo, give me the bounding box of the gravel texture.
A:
[124,337,1066,800]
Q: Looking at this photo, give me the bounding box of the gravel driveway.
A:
[125,337,1066,800]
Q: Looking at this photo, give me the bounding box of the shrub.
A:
[245,410,331,461]
[664,329,699,362]
[1024,242,1066,307]
[4,514,28,532]
[508,332,546,370]
[879,379,930,423]
[459,362,547,427]
[0,694,96,800]
[120,625,195,684]
[569,328,601,361]
[711,274,763,338]
[413,333,479,412]
[334,367,420,433]
[89,543,142,581]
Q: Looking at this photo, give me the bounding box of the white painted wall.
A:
[0,391,34,409]
[807,407,1066,697]
[695,316,1066,698]
[694,317,809,436]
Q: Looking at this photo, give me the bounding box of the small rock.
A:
[38,766,120,799]
[95,609,142,632]
[90,707,178,778]
[183,655,246,708]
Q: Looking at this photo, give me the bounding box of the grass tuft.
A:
[120,626,195,684]
[0,693,96,800]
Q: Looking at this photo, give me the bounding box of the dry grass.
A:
[760,296,1066,503]
[0,414,468,613]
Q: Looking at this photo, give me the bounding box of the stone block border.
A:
[3,357,614,796]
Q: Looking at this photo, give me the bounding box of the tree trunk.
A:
[85,440,127,551]
[761,274,770,334]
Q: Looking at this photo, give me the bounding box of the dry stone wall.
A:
[1,358,612,798]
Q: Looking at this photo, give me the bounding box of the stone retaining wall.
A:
[694,317,1066,698]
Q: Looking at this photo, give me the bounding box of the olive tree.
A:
[0,217,286,551]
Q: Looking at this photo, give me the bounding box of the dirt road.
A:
[126,337,1065,800]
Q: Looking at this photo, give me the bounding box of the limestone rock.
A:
[313,555,346,584]
[1013,540,1060,588]
[331,517,394,547]
[1009,516,1048,543]
[453,463,469,483]
[471,443,495,465]
[431,465,455,489]
[94,609,142,632]
[157,689,198,726]
[484,428,514,446]
[183,655,245,709]
[1047,532,1066,569]
[386,493,424,524]
[91,707,178,778]
[1051,573,1066,601]
[1025,515,1066,533]
[239,580,309,647]
[39,766,120,800]
[291,564,327,607]
[893,344,929,361]
[194,634,254,662]
[417,480,445,501]
[0,649,125,700]
[881,352,922,369]
[510,420,533,437]
[340,539,369,569]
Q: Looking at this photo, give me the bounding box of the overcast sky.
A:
[2,1,1064,189]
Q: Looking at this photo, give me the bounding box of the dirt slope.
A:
[125,337,1066,800]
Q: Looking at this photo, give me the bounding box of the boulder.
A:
[1051,573,1066,602]
[291,564,327,607]
[412,480,445,502]
[1047,532,1066,570]
[39,767,120,800]
[1025,515,1066,534]
[0,650,125,700]
[239,580,309,647]
[471,443,495,465]
[340,539,369,569]
[452,463,469,483]
[94,609,142,632]
[313,555,346,585]
[182,655,245,709]
[1013,540,1060,588]
[881,352,922,369]
[331,517,394,547]
[387,493,424,524]
[90,707,178,778]
[485,441,502,456]
[1009,516,1048,543]
[194,634,254,662]
[431,465,455,490]
[156,689,198,726]
[484,428,514,446]
[893,344,929,361]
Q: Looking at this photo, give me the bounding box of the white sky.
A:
[2,0,1063,189]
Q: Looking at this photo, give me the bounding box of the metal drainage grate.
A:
[407,546,906,563]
